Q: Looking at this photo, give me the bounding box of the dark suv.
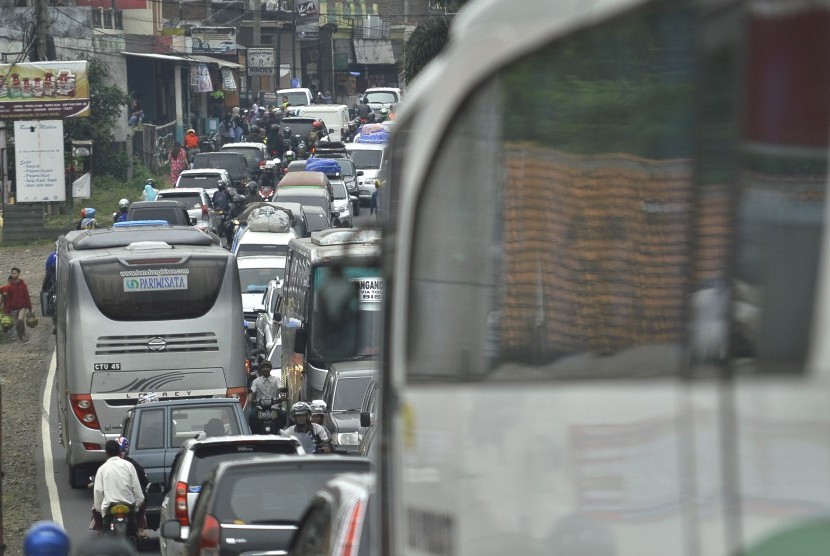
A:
[161,455,372,555]
[126,200,195,226]
[191,152,249,191]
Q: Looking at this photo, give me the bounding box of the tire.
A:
[67,463,87,489]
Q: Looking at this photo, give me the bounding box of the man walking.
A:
[5,267,32,342]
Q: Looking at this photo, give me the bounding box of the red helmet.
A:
[312,120,322,129]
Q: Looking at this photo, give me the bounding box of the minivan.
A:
[345,142,388,205]
[277,87,313,107]
[295,104,351,142]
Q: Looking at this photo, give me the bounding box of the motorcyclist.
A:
[92,439,144,533]
[247,125,264,144]
[309,400,333,446]
[212,180,231,213]
[281,150,296,175]
[244,181,260,206]
[283,402,333,454]
[355,99,374,122]
[116,437,149,539]
[113,198,129,224]
[184,128,200,163]
[257,160,278,195]
[246,360,285,432]
[307,120,324,149]
[377,106,389,122]
[225,194,246,240]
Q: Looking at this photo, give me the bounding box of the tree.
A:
[63,57,131,177]
[403,0,471,83]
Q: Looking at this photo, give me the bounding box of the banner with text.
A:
[0,61,89,119]
[15,120,66,202]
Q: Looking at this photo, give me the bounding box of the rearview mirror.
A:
[274,311,282,322]
[189,217,198,226]
[356,170,364,177]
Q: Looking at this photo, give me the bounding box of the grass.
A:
[43,164,166,229]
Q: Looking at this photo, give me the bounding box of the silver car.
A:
[158,435,304,556]
[255,278,283,355]
[155,187,221,234]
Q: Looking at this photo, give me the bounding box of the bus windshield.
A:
[309,266,382,362]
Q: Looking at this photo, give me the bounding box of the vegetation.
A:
[403,0,471,83]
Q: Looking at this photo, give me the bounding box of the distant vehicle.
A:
[303,205,333,233]
[281,229,382,403]
[237,256,287,338]
[361,87,402,111]
[191,152,249,191]
[126,200,195,226]
[155,188,221,234]
[321,363,376,453]
[277,87,314,107]
[158,435,303,556]
[295,104,351,142]
[160,455,373,555]
[119,398,251,529]
[345,142,387,205]
[288,472,375,556]
[220,142,271,181]
[54,226,247,488]
[273,187,337,228]
[175,169,232,191]
[254,278,283,354]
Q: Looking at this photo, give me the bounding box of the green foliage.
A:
[403,17,451,83]
[63,57,131,174]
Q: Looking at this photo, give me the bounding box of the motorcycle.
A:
[104,502,139,541]
[251,397,286,434]
[198,130,220,153]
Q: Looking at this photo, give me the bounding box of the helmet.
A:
[312,120,322,129]
[264,160,277,170]
[217,180,227,190]
[309,400,327,415]
[24,521,70,556]
[380,107,389,115]
[291,401,311,417]
[187,128,195,134]
[283,127,292,137]
[233,194,245,205]
[246,181,258,194]
[250,125,259,134]
[26,313,38,328]
[116,436,130,456]
[145,179,155,187]
[118,198,129,209]
[138,391,158,405]
[1,314,13,331]
[284,150,295,161]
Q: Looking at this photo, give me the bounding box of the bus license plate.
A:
[94,362,121,371]
[257,410,275,419]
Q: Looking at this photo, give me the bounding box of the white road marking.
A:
[42,350,64,527]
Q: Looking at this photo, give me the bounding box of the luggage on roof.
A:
[247,208,292,233]
[305,158,340,176]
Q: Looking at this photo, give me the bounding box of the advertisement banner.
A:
[221,68,237,91]
[190,27,237,53]
[14,120,66,202]
[247,48,276,75]
[190,64,213,93]
[0,61,89,120]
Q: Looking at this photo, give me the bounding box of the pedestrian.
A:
[232,107,244,143]
[219,113,235,146]
[5,266,32,342]
[24,521,70,556]
[168,142,189,186]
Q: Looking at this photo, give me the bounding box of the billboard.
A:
[190,27,237,53]
[0,61,89,120]
[248,48,275,75]
[14,120,66,203]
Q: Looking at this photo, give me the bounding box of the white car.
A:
[345,142,387,206]
[237,256,287,338]
[361,87,402,112]
[174,168,233,191]
[255,278,283,354]
[330,178,353,227]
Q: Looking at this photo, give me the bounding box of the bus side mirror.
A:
[294,330,307,353]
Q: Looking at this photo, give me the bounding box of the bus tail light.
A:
[175,481,190,526]
[70,394,100,430]
[226,387,247,406]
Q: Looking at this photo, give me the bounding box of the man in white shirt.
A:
[247,360,286,432]
[93,440,145,530]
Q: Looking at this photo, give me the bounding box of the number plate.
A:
[94,362,121,371]
[257,410,275,419]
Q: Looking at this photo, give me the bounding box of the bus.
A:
[379,0,830,554]
[55,225,248,487]
[280,228,382,405]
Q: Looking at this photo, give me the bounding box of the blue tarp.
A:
[305,158,341,175]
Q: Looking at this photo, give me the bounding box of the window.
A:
[291,499,333,555]
[170,406,241,443]
[239,267,284,294]
[190,443,298,486]
[349,150,383,169]
[136,409,164,450]
[332,377,372,411]
[236,244,289,258]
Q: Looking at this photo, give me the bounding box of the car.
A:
[237,256,287,338]
[320,363,376,454]
[175,169,233,191]
[329,178,355,227]
[273,187,337,227]
[277,87,314,107]
[288,472,375,556]
[160,455,373,556]
[220,142,271,181]
[158,435,304,556]
[281,116,332,149]
[254,278,282,354]
[192,152,249,191]
[361,86,402,112]
[302,205,333,233]
[294,104,352,142]
[125,200,195,226]
[119,398,251,529]
[156,188,221,234]
[285,160,308,173]
[345,142,387,205]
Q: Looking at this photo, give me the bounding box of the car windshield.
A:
[332,376,372,411]
[348,150,382,169]
[274,191,328,211]
[190,444,298,486]
[222,147,264,168]
[170,406,241,445]
[331,181,348,200]
[177,175,225,189]
[236,244,289,258]
[364,91,397,104]
[239,267,285,293]
[282,92,310,106]
[334,159,355,176]
[306,213,329,232]
[157,193,202,209]
[214,463,370,523]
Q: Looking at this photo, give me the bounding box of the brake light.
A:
[337,499,366,556]
[259,160,266,168]
[245,358,251,375]
[201,204,208,217]
[175,481,189,526]
[199,513,220,553]
[226,386,247,407]
[82,442,102,451]
[70,394,100,430]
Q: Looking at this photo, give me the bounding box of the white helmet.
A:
[309,400,327,415]
[291,401,311,417]
[119,198,129,209]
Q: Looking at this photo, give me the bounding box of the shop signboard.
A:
[191,27,237,53]
[0,61,89,119]
[14,120,66,203]
[248,48,276,75]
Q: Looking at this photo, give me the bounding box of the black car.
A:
[273,187,337,228]
[191,152,250,191]
[321,363,376,454]
[161,455,372,555]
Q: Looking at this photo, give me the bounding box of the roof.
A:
[278,170,330,187]
[63,225,216,250]
[212,454,372,477]
[329,362,379,376]
[222,143,268,151]
[345,142,387,151]
[179,169,230,176]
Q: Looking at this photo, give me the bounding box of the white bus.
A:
[380,0,830,554]
[55,225,248,487]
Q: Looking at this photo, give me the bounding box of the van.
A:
[276,87,313,107]
[295,104,351,142]
[191,152,249,191]
[345,142,388,205]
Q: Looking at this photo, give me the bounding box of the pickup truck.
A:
[119,397,250,529]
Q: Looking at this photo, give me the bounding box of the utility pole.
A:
[253,0,261,103]
[34,0,49,61]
